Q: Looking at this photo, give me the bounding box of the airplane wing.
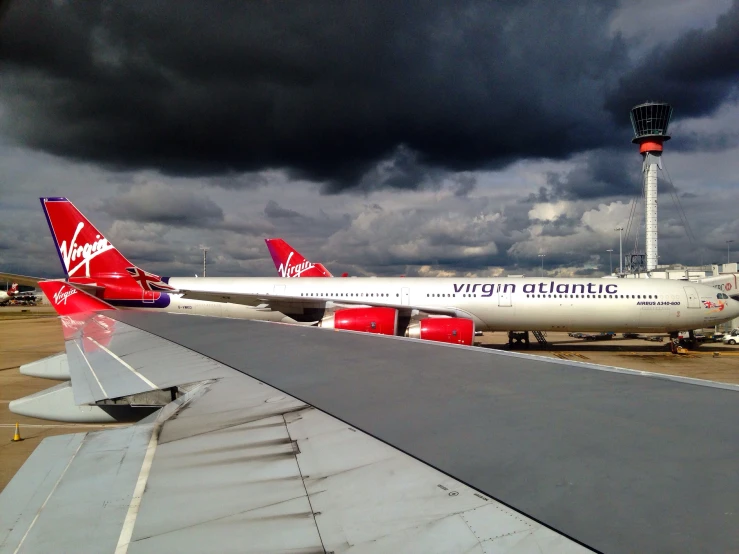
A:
[178,288,461,317]
[0,296,589,553]
[0,273,104,298]
[0,271,52,288]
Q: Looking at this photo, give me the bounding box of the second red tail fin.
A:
[265,238,332,277]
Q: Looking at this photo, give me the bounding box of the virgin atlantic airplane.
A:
[26,197,739,347]
[4,198,739,344]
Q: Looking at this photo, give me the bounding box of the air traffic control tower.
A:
[630,101,673,272]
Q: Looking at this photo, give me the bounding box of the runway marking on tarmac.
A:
[551,352,590,360]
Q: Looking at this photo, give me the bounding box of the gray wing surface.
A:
[1,312,589,554]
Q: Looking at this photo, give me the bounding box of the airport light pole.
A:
[538,254,545,277]
[606,249,614,275]
[615,227,624,275]
[727,240,734,265]
[200,246,209,277]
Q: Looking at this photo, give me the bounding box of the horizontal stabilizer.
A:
[39,280,114,315]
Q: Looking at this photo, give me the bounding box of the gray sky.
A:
[1,0,737,279]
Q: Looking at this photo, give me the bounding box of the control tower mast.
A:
[629,102,672,272]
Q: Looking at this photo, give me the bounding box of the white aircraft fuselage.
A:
[108,292,297,323]
[165,276,739,333]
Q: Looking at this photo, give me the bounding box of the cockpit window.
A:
[717,293,729,299]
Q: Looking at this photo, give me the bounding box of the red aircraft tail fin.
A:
[265,238,333,277]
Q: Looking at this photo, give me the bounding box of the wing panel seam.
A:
[12,435,87,554]
[74,340,108,397]
[283,413,327,553]
[86,337,158,389]
[114,425,160,554]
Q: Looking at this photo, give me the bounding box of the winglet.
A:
[39,281,115,316]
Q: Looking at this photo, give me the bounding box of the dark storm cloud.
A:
[264,200,305,220]
[337,145,442,195]
[606,1,739,124]
[452,174,477,197]
[97,181,278,236]
[672,130,739,153]
[541,150,642,200]
[99,182,223,226]
[1,0,634,192]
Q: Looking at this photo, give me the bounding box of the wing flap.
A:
[62,312,231,404]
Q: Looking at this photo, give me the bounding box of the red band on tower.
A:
[638,140,664,154]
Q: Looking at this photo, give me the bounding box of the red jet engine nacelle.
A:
[405,317,475,346]
[319,307,398,336]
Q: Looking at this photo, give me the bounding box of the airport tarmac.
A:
[1,308,738,491]
[477,331,739,384]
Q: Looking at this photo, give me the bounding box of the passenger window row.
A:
[525,294,659,299]
[294,291,727,301]
[299,292,397,298]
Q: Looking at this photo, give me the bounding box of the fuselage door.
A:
[498,287,512,307]
[273,285,286,296]
[683,286,700,309]
[401,287,410,306]
[143,290,156,303]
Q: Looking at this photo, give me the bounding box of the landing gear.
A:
[669,330,697,353]
[683,330,697,350]
[508,331,530,348]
